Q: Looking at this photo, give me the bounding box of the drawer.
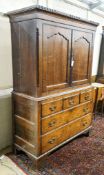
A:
[42,113,92,153]
[42,126,65,153]
[63,94,79,109]
[80,89,93,103]
[81,101,93,115]
[42,101,93,134]
[65,113,92,140]
[42,99,63,117]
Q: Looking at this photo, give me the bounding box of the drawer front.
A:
[42,101,93,134]
[42,99,62,117]
[63,94,79,109]
[80,89,93,103]
[42,113,64,134]
[42,113,92,153]
[64,113,92,141]
[42,127,65,153]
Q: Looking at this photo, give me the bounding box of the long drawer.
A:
[42,101,93,134]
[42,113,92,153]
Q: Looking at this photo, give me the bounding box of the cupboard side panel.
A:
[11,20,38,96]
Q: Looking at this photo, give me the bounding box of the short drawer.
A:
[42,113,92,153]
[80,89,93,103]
[42,99,63,117]
[42,101,93,134]
[63,94,79,109]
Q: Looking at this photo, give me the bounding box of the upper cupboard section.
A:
[41,21,93,93]
[7,6,98,97]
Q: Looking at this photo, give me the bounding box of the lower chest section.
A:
[14,86,94,156]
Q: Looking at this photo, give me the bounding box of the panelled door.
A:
[42,23,71,92]
[71,30,93,86]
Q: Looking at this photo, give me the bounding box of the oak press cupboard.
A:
[7,6,98,168]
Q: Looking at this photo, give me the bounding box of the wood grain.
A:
[80,89,93,103]
[42,113,92,153]
[42,101,93,134]
[42,98,63,117]
[63,93,79,109]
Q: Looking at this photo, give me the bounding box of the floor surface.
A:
[9,116,104,175]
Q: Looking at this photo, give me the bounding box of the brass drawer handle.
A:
[83,107,89,113]
[49,106,56,112]
[85,95,90,100]
[82,121,88,126]
[48,137,56,144]
[65,119,69,123]
[48,120,56,127]
[69,100,74,105]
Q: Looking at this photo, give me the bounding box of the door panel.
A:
[42,24,71,92]
[71,30,92,86]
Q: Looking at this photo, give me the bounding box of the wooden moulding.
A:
[6,5,99,26]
